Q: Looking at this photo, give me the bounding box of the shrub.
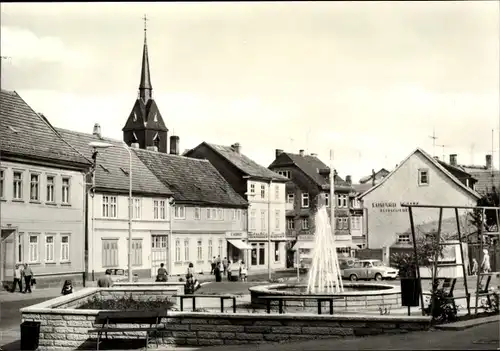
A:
[78,294,174,311]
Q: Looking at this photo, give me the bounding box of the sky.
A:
[1,2,499,182]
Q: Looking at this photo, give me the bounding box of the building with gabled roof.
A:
[359,168,390,185]
[134,147,248,275]
[268,149,357,262]
[1,90,91,287]
[359,147,481,257]
[184,142,289,272]
[459,154,499,196]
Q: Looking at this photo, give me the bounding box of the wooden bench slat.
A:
[90,327,158,333]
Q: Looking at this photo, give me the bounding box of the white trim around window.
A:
[418,168,429,186]
[301,193,310,208]
[60,234,70,263]
[29,172,41,202]
[174,205,186,219]
[61,176,71,205]
[0,168,5,199]
[102,195,118,218]
[28,233,40,263]
[12,170,24,201]
[46,174,56,203]
[44,234,55,263]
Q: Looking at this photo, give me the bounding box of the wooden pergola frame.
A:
[401,204,500,317]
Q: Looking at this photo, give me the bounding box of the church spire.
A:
[139,14,152,102]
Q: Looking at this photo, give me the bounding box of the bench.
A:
[88,311,162,350]
[260,295,343,315]
[173,294,237,313]
[476,273,499,310]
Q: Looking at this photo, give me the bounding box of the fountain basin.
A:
[249,283,401,312]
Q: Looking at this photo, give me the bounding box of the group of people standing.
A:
[210,256,248,282]
[11,263,34,293]
[470,249,491,276]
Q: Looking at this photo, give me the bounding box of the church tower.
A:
[122,15,168,153]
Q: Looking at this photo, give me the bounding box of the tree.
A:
[469,186,500,233]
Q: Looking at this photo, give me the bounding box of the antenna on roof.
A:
[437,144,449,162]
[429,128,438,157]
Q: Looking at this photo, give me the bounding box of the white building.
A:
[359,148,481,254]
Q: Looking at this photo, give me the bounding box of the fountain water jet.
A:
[306,204,344,294]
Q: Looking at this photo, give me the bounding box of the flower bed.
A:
[78,294,174,311]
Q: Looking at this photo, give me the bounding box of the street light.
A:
[89,141,133,283]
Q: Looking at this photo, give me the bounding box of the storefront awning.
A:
[291,241,316,251]
[228,239,252,250]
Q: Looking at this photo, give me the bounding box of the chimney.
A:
[486,154,492,169]
[131,142,140,149]
[170,135,180,155]
[275,149,284,158]
[93,123,101,138]
[146,146,158,152]
[346,175,352,185]
[231,142,241,154]
[449,154,457,167]
[310,153,318,157]
[299,149,305,156]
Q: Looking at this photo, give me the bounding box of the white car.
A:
[342,259,398,281]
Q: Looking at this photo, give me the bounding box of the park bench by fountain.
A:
[260,295,344,314]
[173,293,237,313]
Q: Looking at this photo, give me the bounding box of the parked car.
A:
[342,259,398,281]
[108,269,139,283]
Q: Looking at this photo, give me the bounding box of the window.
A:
[398,234,410,244]
[61,235,70,262]
[102,196,117,218]
[208,239,213,260]
[28,235,39,263]
[277,170,291,179]
[206,208,212,220]
[45,235,54,262]
[260,184,266,199]
[337,194,348,208]
[17,233,23,263]
[61,177,70,204]
[153,200,166,220]
[287,194,294,204]
[218,239,223,257]
[287,218,295,230]
[102,239,118,267]
[197,240,203,261]
[231,209,236,220]
[46,176,55,202]
[324,193,329,207]
[274,242,280,262]
[0,169,4,199]
[301,193,310,208]
[175,205,185,219]
[133,198,141,219]
[184,239,189,261]
[261,210,266,230]
[194,207,201,220]
[211,208,216,220]
[250,210,256,230]
[351,217,360,230]
[259,243,265,265]
[217,208,223,220]
[13,171,23,200]
[250,183,255,194]
[275,210,280,230]
[30,173,40,201]
[275,185,279,200]
[175,240,181,262]
[237,209,241,221]
[251,243,257,266]
[418,169,429,186]
[132,239,142,266]
[302,218,309,230]
[336,217,349,230]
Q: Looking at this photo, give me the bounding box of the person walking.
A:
[22,263,33,293]
[481,249,491,273]
[222,257,228,276]
[240,261,248,282]
[471,258,479,276]
[12,264,23,293]
[211,257,216,275]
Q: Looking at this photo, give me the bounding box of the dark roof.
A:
[269,152,351,190]
[462,168,500,195]
[352,183,373,195]
[203,143,288,182]
[359,168,390,184]
[133,148,248,207]
[57,128,172,197]
[0,90,90,169]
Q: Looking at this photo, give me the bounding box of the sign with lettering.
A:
[225,232,247,239]
[248,232,286,240]
[371,201,419,213]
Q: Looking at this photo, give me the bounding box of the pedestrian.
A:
[12,264,23,293]
[22,263,33,294]
[211,257,216,275]
[61,280,73,295]
[471,258,478,276]
[481,249,491,273]
[214,261,222,282]
[222,257,228,275]
[240,261,248,282]
[227,260,233,281]
[156,263,168,282]
[97,269,113,288]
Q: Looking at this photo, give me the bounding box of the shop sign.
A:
[298,234,314,241]
[248,232,285,240]
[225,232,247,239]
[371,201,419,213]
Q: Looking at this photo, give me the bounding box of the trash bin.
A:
[21,321,41,351]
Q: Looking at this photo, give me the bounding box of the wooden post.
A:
[408,206,426,315]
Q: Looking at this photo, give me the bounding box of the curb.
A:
[434,315,499,331]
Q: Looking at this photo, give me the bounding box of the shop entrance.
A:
[250,242,266,267]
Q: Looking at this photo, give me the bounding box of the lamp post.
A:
[268,179,274,281]
[89,141,133,282]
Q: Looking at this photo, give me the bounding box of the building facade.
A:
[134,147,248,276]
[0,90,91,287]
[359,148,481,254]
[268,149,354,263]
[184,142,289,272]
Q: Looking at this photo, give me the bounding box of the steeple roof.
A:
[139,15,152,102]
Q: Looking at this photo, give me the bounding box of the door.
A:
[151,235,168,277]
[1,229,16,282]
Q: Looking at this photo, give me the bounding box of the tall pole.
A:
[268,179,273,280]
[127,147,133,282]
[330,150,335,238]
